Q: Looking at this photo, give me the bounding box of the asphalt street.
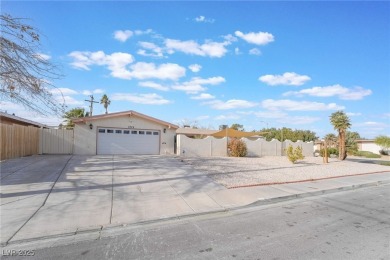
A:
[3,184,390,260]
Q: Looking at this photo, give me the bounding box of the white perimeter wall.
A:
[74,115,176,155]
[177,135,314,157]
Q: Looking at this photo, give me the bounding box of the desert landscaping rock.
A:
[180,156,390,188]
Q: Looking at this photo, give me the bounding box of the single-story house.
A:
[0,111,47,128]
[72,110,179,155]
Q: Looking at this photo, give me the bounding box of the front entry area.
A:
[97,127,160,155]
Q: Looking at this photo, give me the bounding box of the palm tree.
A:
[329,111,351,160]
[324,133,338,148]
[62,108,86,129]
[100,94,111,114]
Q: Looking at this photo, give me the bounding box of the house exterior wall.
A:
[74,115,176,155]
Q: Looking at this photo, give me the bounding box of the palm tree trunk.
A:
[338,130,343,160]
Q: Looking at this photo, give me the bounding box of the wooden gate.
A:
[40,128,74,154]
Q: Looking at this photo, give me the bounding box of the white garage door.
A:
[97,128,160,155]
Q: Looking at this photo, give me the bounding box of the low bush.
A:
[379,149,389,155]
[228,138,247,157]
[285,145,305,164]
[320,147,339,157]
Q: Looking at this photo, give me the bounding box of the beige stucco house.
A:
[73,110,178,155]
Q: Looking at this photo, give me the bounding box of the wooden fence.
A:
[0,123,39,160]
[1,124,74,160]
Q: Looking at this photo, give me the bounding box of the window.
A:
[124,130,130,134]
[107,129,114,133]
[153,132,159,135]
[131,131,138,134]
[146,131,152,135]
[98,129,105,133]
[115,130,122,134]
[139,131,145,135]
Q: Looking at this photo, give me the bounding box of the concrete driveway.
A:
[0,155,226,244]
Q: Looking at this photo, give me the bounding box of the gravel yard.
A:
[180,156,390,188]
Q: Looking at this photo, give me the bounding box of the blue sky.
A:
[2,1,390,138]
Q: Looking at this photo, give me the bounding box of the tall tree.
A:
[329,111,351,160]
[0,14,64,115]
[324,133,338,148]
[62,108,86,129]
[374,135,390,153]
[100,94,111,114]
[230,123,244,131]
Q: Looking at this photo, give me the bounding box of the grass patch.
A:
[353,151,381,158]
[379,161,390,166]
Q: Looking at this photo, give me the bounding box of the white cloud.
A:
[191,93,215,100]
[68,51,134,73]
[190,76,225,85]
[114,30,133,42]
[50,88,78,95]
[111,93,171,105]
[138,81,169,91]
[358,121,387,127]
[172,83,206,94]
[235,48,242,55]
[123,62,186,81]
[165,39,229,58]
[235,31,274,45]
[254,110,287,119]
[205,99,258,110]
[194,15,215,23]
[262,99,345,111]
[346,112,362,117]
[214,114,241,120]
[249,48,262,56]
[82,89,104,95]
[259,72,311,86]
[70,51,186,81]
[223,34,238,43]
[137,41,164,58]
[188,64,202,73]
[60,96,83,106]
[35,53,51,60]
[283,84,372,100]
[172,76,225,94]
[134,29,153,35]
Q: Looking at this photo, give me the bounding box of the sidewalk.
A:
[2,169,389,248]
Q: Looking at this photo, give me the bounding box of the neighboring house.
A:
[0,111,47,128]
[176,127,218,138]
[72,110,178,155]
[356,139,384,155]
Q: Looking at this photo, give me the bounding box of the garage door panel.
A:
[97,128,160,155]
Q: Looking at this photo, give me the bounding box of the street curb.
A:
[2,179,390,249]
[227,170,390,189]
[243,179,390,208]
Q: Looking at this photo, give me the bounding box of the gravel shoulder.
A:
[180,156,390,188]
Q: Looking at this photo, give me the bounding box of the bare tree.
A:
[0,13,65,115]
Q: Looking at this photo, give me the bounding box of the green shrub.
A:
[379,161,390,166]
[353,150,381,158]
[228,138,247,157]
[285,145,305,164]
[365,153,381,158]
[320,147,339,157]
[379,149,389,155]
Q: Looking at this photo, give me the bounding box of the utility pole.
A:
[84,95,99,116]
